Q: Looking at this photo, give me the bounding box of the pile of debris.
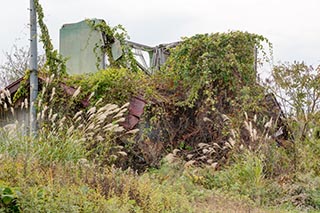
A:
[129,32,291,170]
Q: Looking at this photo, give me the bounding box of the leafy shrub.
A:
[159,31,271,107]
[18,184,129,212]
[270,62,320,141]
[297,138,320,176]
[200,151,283,205]
[280,173,320,211]
[67,68,149,106]
[85,167,193,212]
[0,155,193,212]
[0,186,19,212]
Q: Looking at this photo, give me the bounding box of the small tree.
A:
[0,45,45,88]
[269,61,320,140]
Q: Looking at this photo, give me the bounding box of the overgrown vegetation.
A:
[1,0,320,211]
[34,0,67,77]
[160,32,271,107]
[86,19,139,72]
[0,89,193,212]
[66,68,149,106]
[135,32,281,169]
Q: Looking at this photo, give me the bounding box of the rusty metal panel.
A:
[129,96,146,118]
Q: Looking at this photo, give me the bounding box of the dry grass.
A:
[194,194,287,213]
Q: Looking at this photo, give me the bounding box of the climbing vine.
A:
[13,0,67,103]
[139,31,276,167]
[86,19,139,72]
[34,0,67,77]
[159,31,272,107]
[13,70,30,103]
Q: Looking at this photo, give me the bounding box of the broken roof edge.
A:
[2,76,90,108]
[2,77,24,95]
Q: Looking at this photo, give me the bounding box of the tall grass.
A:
[0,79,194,212]
[192,114,320,211]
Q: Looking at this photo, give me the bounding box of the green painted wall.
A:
[59,19,104,75]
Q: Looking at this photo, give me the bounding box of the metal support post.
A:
[30,0,38,136]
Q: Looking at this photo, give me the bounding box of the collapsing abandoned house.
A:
[0,19,170,130]
[0,77,89,133]
[0,76,146,133]
[0,79,30,132]
[0,19,289,144]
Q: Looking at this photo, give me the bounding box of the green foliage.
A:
[271,61,320,141]
[236,85,266,114]
[0,186,19,212]
[2,2,320,210]
[88,167,193,212]
[37,90,135,167]
[297,138,320,176]
[190,140,320,211]
[1,82,134,168]
[34,0,67,77]
[19,185,112,212]
[0,124,86,170]
[200,151,282,205]
[140,32,273,170]
[0,97,192,212]
[161,31,271,107]
[12,70,30,103]
[67,68,147,106]
[86,19,139,72]
[277,172,320,211]
[0,153,193,212]
[11,0,67,103]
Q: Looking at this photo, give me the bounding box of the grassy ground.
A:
[0,135,319,212]
[0,97,319,212]
[194,194,280,213]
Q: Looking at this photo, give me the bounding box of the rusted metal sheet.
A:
[122,114,140,130]
[122,96,146,130]
[129,96,146,118]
